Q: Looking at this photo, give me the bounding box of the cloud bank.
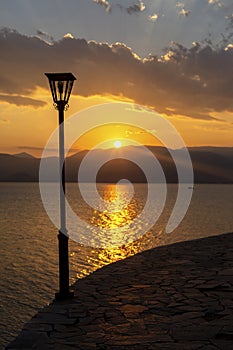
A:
[0,28,233,120]
[0,94,46,107]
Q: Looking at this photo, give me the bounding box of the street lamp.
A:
[45,72,77,300]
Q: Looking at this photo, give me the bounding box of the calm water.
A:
[0,183,233,348]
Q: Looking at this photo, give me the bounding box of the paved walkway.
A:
[7,232,233,350]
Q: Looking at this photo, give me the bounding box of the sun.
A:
[114,140,122,148]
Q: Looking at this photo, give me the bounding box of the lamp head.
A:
[45,72,76,106]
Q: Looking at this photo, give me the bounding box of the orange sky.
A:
[0,87,232,158]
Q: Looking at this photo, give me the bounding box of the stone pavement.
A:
[7,232,233,350]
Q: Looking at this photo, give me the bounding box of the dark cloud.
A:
[208,0,223,8]
[0,28,233,120]
[0,94,46,108]
[179,8,190,17]
[18,146,48,151]
[92,0,111,12]
[176,2,191,17]
[36,29,54,43]
[91,0,146,16]
[18,146,78,153]
[0,119,10,124]
[36,30,47,37]
[126,0,146,15]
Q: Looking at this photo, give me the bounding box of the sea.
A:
[0,182,233,348]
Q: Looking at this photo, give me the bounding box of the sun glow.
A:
[114,140,122,148]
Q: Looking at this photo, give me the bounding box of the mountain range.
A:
[0,146,232,183]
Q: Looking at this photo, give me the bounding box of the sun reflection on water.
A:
[90,184,139,229]
[68,183,161,282]
[70,228,161,281]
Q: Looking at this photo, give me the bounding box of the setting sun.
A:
[114,140,122,148]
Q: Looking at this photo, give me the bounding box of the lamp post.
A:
[45,72,77,300]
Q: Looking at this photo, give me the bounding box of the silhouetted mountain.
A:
[13,152,36,159]
[0,146,232,183]
[0,154,39,182]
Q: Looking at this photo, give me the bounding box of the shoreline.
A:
[7,232,233,349]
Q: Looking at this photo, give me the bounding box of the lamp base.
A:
[55,291,74,301]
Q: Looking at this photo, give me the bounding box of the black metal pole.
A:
[55,102,74,300]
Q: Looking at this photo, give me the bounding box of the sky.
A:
[0,0,233,156]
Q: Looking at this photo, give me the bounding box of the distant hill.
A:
[0,154,39,182]
[13,152,36,159]
[0,146,232,183]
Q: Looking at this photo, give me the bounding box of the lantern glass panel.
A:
[45,73,76,104]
